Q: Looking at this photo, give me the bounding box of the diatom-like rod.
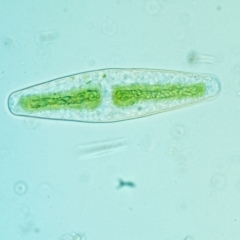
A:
[8,68,220,122]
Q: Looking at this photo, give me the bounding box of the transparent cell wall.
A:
[1,1,240,240]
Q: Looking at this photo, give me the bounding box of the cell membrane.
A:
[8,68,220,122]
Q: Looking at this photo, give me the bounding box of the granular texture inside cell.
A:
[8,68,220,122]
[19,87,101,112]
[113,83,206,107]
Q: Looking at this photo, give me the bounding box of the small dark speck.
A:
[187,51,198,64]
[63,7,68,13]
[217,5,222,11]
[117,179,136,189]
[3,37,15,48]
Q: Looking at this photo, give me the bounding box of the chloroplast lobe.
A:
[113,83,206,107]
[19,87,101,112]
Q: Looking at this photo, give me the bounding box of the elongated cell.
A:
[8,68,220,122]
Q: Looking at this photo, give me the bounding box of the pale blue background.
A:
[1,0,240,240]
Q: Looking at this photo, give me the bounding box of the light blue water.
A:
[1,1,240,240]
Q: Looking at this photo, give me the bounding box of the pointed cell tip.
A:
[8,92,20,115]
[211,74,221,97]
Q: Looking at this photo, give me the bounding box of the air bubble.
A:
[61,234,72,240]
[14,181,28,195]
[38,46,51,58]
[3,37,16,49]
[29,128,34,134]
[210,173,227,190]
[79,172,91,184]
[137,133,157,151]
[101,20,117,36]
[145,0,162,15]
[183,236,194,240]
[171,125,185,138]
[60,232,86,240]
[36,30,59,44]
[72,232,86,240]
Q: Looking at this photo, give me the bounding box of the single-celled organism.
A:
[8,68,220,122]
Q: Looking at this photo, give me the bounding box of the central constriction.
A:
[8,68,220,122]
